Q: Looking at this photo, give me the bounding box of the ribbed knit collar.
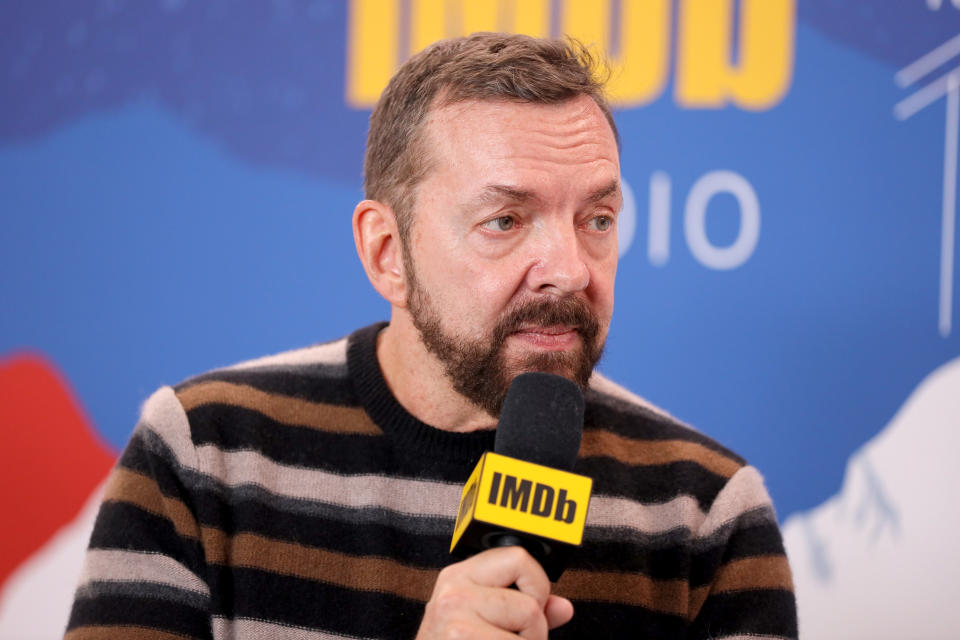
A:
[347,322,496,463]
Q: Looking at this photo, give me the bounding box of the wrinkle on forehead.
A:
[505,145,614,167]
[429,96,617,162]
[419,95,621,212]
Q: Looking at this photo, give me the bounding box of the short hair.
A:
[364,32,619,240]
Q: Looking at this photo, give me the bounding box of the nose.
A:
[525,224,590,295]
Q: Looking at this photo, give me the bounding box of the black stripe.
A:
[210,493,456,569]
[176,360,355,406]
[117,428,196,500]
[89,501,206,570]
[186,403,481,480]
[689,589,798,638]
[577,457,729,509]
[690,517,788,588]
[552,599,687,637]
[67,593,212,638]
[76,580,209,611]
[188,403,385,464]
[208,567,425,639]
[724,518,789,559]
[569,534,691,580]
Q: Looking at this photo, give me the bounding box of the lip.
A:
[510,325,580,350]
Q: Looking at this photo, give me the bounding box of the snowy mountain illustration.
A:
[782,356,960,639]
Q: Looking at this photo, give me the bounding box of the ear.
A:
[352,199,409,307]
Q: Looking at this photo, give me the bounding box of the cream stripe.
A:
[198,446,462,516]
[213,617,373,640]
[140,386,198,471]
[201,447,720,538]
[77,549,209,597]
[696,466,776,537]
[587,493,707,536]
[224,338,348,371]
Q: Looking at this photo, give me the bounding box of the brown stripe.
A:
[201,527,438,602]
[689,585,710,620]
[65,626,193,640]
[712,555,794,594]
[199,526,702,617]
[554,569,688,617]
[688,555,794,620]
[176,381,382,435]
[105,468,200,541]
[581,430,741,478]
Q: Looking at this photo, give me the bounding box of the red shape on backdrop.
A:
[0,353,117,587]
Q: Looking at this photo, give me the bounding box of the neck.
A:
[376,311,498,433]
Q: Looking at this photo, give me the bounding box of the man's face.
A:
[402,95,621,417]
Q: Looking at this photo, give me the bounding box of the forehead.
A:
[421,95,620,179]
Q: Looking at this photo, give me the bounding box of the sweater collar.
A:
[347,322,496,463]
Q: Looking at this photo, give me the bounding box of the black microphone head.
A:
[494,372,585,471]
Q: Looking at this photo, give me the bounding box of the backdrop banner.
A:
[2,2,959,637]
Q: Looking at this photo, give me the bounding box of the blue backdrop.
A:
[3,2,960,635]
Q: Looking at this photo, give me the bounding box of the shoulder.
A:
[582,371,760,520]
[587,370,678,422]
[133,332,363,454]
[585,371,746,469]
[171,334,353,410]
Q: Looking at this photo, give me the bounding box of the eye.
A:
[482,216,516,232]
[587,215,613,232]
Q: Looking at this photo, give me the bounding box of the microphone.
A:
[449,372,593,581]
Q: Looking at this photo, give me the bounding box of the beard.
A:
[406,269,605,418]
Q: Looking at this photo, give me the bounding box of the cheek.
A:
[418,255,516,325]
[467,271,523,313]
[453,266,530,335]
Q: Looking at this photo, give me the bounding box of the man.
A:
[67,33,797,639]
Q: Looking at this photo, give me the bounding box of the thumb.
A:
[544,595,574,629]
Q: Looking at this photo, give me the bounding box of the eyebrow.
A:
[584,179,621,204]
[470,184,539,208]
[464,179,621,213]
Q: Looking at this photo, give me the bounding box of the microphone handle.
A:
[487,532,549,567]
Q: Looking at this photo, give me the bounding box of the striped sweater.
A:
[67,322,797,639]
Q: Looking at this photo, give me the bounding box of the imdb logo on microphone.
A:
[487,471,580,524]
[450,452,593,573]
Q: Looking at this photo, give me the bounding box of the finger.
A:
[544,595,574,629]
[457,546,551,607]
[472,585,549,639]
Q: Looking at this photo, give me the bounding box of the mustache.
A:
[492,297,600,345]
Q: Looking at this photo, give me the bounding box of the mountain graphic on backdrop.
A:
[782,356,960,639]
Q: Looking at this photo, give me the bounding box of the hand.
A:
[416,546,574,639]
